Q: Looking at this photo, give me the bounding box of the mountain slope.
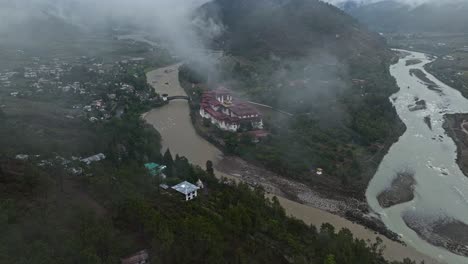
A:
[200,0,388,59]
[343,0,468,33]
[188,0,403,201]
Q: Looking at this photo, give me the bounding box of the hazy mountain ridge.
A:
[198,0,388,59]
[339,0,468,33]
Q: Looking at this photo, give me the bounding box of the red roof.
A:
[213,87,231,95]
[200,88,262,124]
[248,130,269,138]
[229,101,260,116]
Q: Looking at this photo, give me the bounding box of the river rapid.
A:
[143,63,439,263]
[367,50,468,264]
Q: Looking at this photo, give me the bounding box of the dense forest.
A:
[183,0,404,199]
[1,151,419,264]
[0,47,417,263]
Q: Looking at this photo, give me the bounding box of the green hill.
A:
[200,0,390,59]
[0,154,415,264]
[188,0,403,200]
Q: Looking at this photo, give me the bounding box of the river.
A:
[143,63,438,263]
[367,50,468,264]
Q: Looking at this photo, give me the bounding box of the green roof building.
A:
[144,163,167,177]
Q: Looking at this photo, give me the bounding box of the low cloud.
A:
[0,0,221,74]
[323,0,465,7]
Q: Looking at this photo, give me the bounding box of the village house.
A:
[121,250,149,264]
[199,88,263,132]
[81,153,106,165]
[196,179,204,189]
[171,181,199,201]
[144,162,167,178]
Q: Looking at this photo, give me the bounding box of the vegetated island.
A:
[408,97,427,112]
[377,169,416,208]
[443,113,468,178]
[406,59,422,66]
[409,68,443,94]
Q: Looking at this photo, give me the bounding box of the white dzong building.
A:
[199,88,263,132]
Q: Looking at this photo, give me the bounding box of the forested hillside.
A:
[188,0,404,199]
[0,154,417,264]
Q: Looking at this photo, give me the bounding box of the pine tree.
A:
[163,149,174,178]
[206,160,214,176]
[323,254,336,264]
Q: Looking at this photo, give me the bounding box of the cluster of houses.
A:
[23,67,38,79]
[443,55,455,61]
[0,71,16,87]
[199,88,264,132]
[2,55,159,123]
[14,152,108,177]
[1,57,75,95]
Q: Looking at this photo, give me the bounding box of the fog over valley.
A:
[324,0,467,7]
[2,0,468,264]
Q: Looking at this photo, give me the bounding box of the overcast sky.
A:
[323,0,465,6]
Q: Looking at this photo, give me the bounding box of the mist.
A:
[323,0,467,7]
[0,0,222,75]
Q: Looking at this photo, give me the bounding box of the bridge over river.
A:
[162,94,190,102]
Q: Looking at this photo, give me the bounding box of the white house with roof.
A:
[171,181,199,201]
[81,153,106,165]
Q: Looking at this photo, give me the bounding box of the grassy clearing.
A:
[0,97,98,156]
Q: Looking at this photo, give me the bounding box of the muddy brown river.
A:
[143,64,438,264]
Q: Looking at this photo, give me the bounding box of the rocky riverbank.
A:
[403,212,468,257]
[216,155,403,242]
[443,113,468,176]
